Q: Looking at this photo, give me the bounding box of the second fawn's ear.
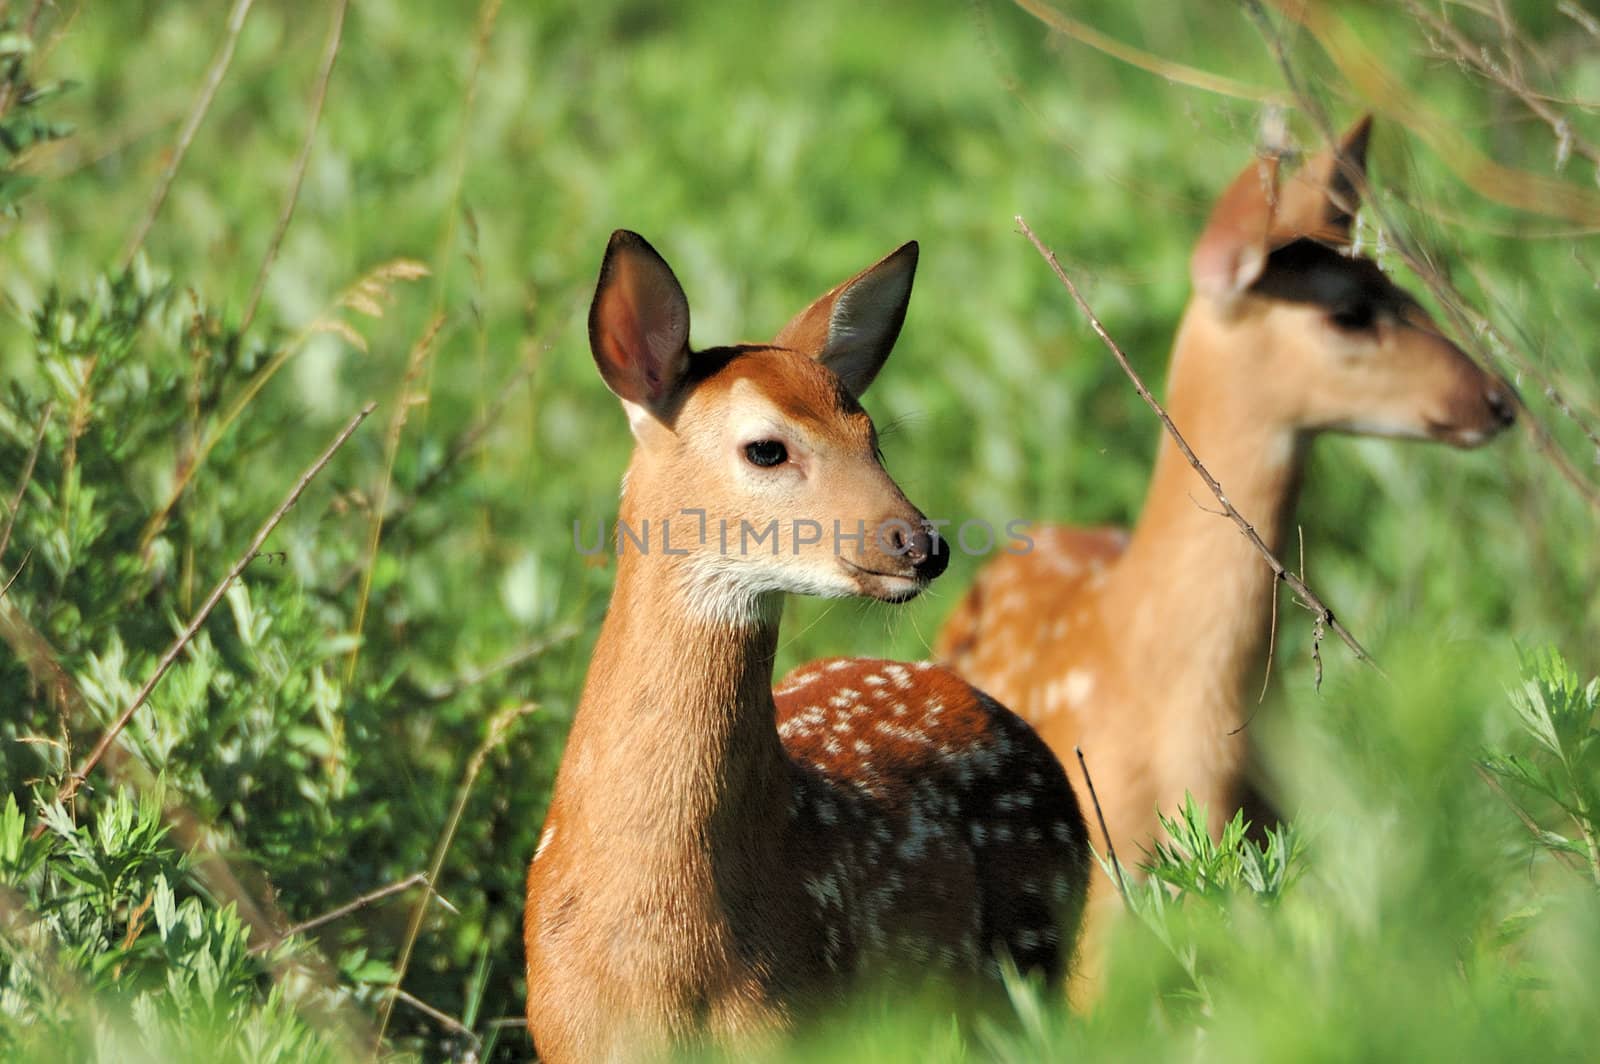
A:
[1191,155,1279,301]
[1274,114,1373,246]
[773,241,918,399]
[589,230,692,428]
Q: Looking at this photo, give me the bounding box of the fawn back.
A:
[525,231,1090,1062]
[936,116,1514,985]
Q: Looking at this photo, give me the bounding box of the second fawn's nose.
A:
[1485,386,1517,428]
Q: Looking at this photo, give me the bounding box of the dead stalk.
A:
[1075,747,1131,906]
[250,872,437,956]
[372,701,538,1056]
[343,313,447,687]
[0,401,52,564]
[240,0,351,333]
[120,0,257,268]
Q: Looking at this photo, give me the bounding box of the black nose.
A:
[901,525,949,581]
[1485,386,1516,428]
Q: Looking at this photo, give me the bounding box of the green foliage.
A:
[0,1,1597,1060]
[1140,797,1304,906]
[1099,799,1305,1022]
[0,791,338,1061]
[1483,647,1600,884]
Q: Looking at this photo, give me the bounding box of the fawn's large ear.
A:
[589,230,692,429]
[773,241,918,398]
[1191,155,1279,301]
[1274,114,1372,246]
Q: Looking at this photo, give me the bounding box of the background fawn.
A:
[524,231,1090,1061]
[937,116,1515,980]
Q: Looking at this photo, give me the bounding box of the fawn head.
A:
[589,230,948,623]
[1187,116,1515,447]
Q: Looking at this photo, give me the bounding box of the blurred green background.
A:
[2,0,1598,1059]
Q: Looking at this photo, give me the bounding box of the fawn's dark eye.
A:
[1329,301,1377,332]
[744,440,788,468]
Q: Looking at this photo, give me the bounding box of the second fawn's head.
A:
[1185,116,1516,448]
[588,230,948,625]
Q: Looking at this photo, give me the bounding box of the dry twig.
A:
[388,986,483,1050]
[0,549,30,604]
[240,0,350,333]
[1,567,373,1054]
[1075,746,1131,905]
[1474,763,1587,876]
[250,872,442,956]
[136,259,427,555]
[120,0,257,268]
[0,401,52,564]
[1011,0,1288,104]
[1406,1,1600,171]
[344,312,447,686]
[420,625,579,703]
[373,701,538,1055]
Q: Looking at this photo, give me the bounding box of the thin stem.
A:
[1075,746,1131,905]
[1010,0,1288,104]
[388,987,483,1050]
[120,0,257,268]
[372,702,537,1056]
[240,0,350,333]
[250,872,436,955]
[343,313,446,687]
[0,401,51,564]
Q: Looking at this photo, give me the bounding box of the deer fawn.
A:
[936,117,1515,980]
[525,231,1091,1062]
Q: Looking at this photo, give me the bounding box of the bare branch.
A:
[240,0,351,333]
[250,872,439,955]
[1016,214,1384,675]
[1010,0,1289,104]
[1256,0,1600,225]
[0,549,30,604]
[373,701,538,1054]
[1474,763,1586,876]
[1075,746,1131,906]
[0,401,52,564]
[388,987,483,1050]
[1407,0,1600,171]
[420,625,579,703]
[56,402,376,807]
[1560,1,1600,40]
[120,0,257,268]
[344,312,447,687]
[2,582,374,1054]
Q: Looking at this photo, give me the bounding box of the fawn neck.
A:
[558,491,791,887]
[1106,303,1306,739]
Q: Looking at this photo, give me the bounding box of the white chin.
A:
[852,571,923,603]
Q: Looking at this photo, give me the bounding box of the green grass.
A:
[2,0,1599,1059]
